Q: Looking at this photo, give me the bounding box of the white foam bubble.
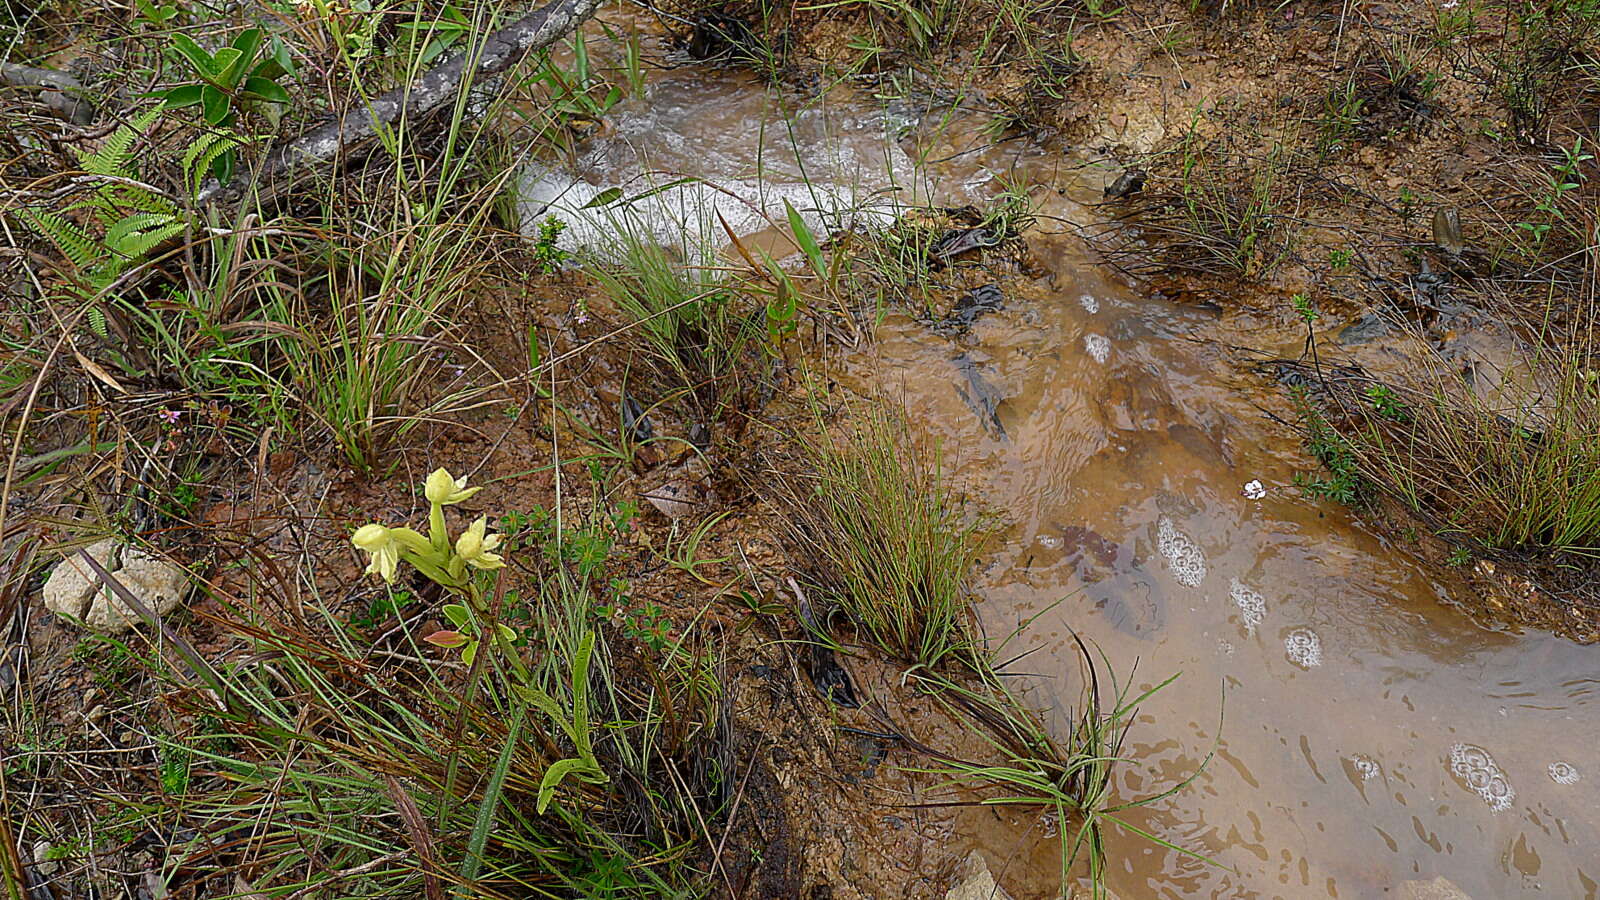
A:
[1284,628,1322,668]
[1350,755,1380,781]
[1084,333,1111,364]
[1229,579,1265,634]
[1449,743,1515,812]
[1079,293,1099,313]
[1549,761,1581,785]
[1038,810,1060,839]
[1156,517,1206,587]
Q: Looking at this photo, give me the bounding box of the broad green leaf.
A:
[170,34,217,78]
[200,85,230,125]
[230,28,263,68]
[442,603,470,627]
[512,684,578,745]
[161,84,203,109]
[241,75,289,105]
[624,177,698,204]
[784,198,827,277]
[136,0,177,24]
[579,186,624,209]
[537,758,593,813]
[252,38,296,80]
[210,47,244,89]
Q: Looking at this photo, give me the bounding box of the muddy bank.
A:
[506,34,1600,893]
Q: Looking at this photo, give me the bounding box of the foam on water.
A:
[1079,293,1099,313]
[1156,516,1206,587]
[1449,743,1515,812]
[1284,628,1323,668]
[1229,578,1265,634]
[517,77,934,257]
[1549,761,1581,785]
[1084,333,1111,364]
[1350,755,1380,781]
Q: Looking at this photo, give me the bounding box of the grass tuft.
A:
[773,397,988,668]
[586,212,760,424]
[1299,306,1600,555]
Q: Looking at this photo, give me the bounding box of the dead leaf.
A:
[73,350,127,394]
[643,481,699,519]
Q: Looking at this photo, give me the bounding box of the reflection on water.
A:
[526,55,1600,899]
[862,228,1600,897]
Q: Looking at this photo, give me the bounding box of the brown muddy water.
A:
[517,57,1600,899]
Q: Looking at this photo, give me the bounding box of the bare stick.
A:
[196,0,602,206]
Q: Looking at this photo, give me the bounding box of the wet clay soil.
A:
[525,39,1600,896]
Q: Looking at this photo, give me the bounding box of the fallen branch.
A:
[196,0,602,207]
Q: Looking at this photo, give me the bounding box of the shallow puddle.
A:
[869,229,1600,898]
[524,54,1600,899]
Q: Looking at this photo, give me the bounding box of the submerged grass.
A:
[916,642,1212,898]
[767,393,1206,896]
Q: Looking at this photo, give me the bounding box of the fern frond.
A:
[105,212,184,262]
[86,304,109,338]
[79,108,161,179]
[111,183,177,216]
[181,132,240,198]
[16,209,101,270]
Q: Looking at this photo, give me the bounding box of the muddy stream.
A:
[517,58,1600,899]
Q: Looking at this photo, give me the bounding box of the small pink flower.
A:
[159,408,181,424]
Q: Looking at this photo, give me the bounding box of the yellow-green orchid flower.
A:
[425,467,480,554]
[425,467,481,506]
[352,524,402,583]
[455,516,505,570]
[352,524,431,583]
